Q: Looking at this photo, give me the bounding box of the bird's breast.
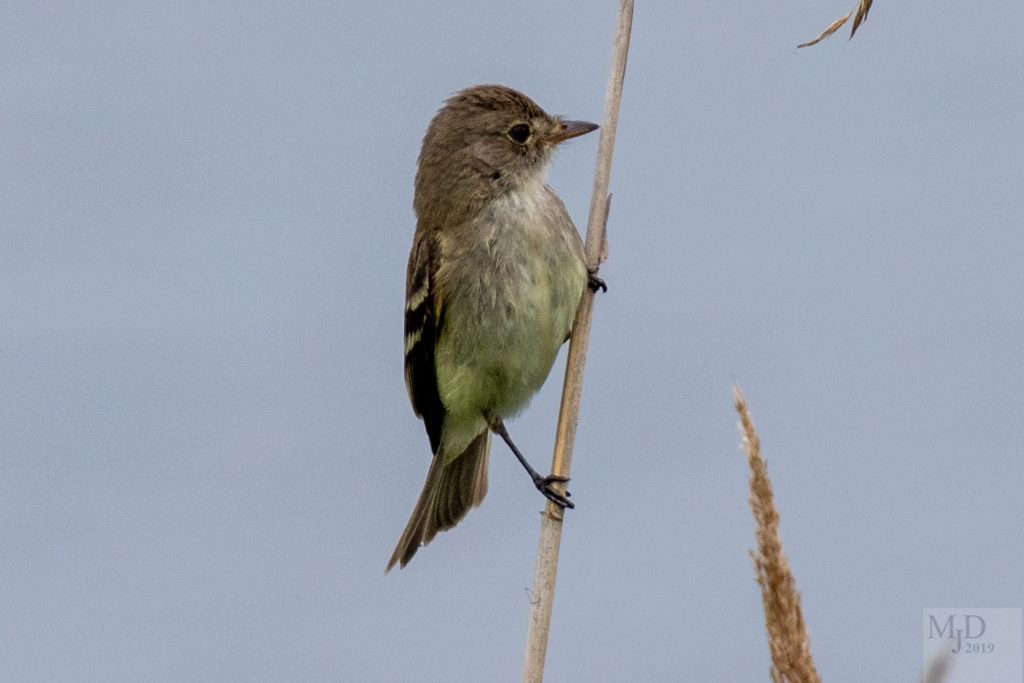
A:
[434,182,587,417]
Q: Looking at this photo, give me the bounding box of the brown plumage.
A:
[387,432,489,571]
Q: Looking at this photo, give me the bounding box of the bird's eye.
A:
[507,123,531,144]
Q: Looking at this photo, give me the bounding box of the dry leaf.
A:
[850,0,874,39]
[797,11,852,48]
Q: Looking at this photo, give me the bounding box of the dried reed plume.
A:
[920,652,952,683]
[734,387,821,683]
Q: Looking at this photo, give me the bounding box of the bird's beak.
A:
[546,119,599,144]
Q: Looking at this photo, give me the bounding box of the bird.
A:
[387,84,601,571]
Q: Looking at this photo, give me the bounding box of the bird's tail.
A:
[386,431,490,571]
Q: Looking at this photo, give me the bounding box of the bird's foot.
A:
[532,473,574,509]
[588,269,607,293]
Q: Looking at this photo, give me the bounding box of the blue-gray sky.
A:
[2,2,1022,681]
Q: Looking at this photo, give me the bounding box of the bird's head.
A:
[414,84,598,225]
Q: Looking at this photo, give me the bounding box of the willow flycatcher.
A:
[388,84,601,571]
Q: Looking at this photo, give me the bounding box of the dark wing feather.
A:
[404,228,444,453]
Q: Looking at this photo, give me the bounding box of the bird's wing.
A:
[404,227,445,454]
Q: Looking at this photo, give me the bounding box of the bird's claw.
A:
[533,474,574,509]
[588,271,607,293]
